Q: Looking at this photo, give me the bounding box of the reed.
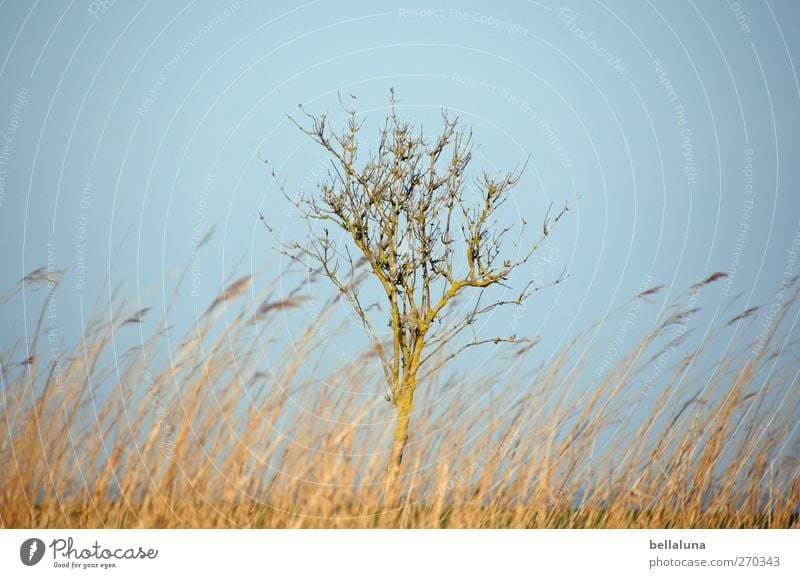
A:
[1,264,797,528]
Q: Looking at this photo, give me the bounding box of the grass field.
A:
[1,264,798,529]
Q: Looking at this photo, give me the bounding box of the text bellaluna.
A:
[650,539,706,550]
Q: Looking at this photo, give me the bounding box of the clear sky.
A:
[1,1,799,409]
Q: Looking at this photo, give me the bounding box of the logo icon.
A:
[20,538,45,566]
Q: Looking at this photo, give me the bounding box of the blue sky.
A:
[1,1,799,408]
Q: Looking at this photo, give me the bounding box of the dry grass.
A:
[1,262,798,529]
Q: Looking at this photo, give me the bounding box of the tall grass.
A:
[1,262,798,529]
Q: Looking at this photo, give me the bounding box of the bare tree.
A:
[263,90,567,495]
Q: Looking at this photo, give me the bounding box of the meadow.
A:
[1,261,798,529]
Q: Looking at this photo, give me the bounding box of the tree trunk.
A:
[385,381,416,503]
[388,403,412,475]
[384,336,424,506]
